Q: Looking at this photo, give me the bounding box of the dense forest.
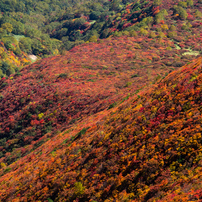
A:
[0,0,129,58]
[0,0,202,201]
[0,0,201,76]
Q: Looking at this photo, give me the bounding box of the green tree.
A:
[1,23,13,33]
[69,30,82,41]
[1,61,10,75]
[158,31,166,38]
[173,6,188,20]
[89,35,97,42]
[0,28,7,38]
[74,182,85,197]
[179,7,188,19]
[129,30,137,37]
[61,38,74,51]
[110,0,122,11]
[31,38,43,55]
[170,25,176,31]
[149,31,156,38]
[195,10,202,17]
[56,28,68,40]
[12,21,25,35]
[15,1,26,12]
[167,31,177,38]
[187,0,194,7]
[19,37,32,53]
[140,28,148,36]
[155,13,164,24]
[178,1,187,8]
[0,69,4,78]
[73,18,86,30]
[26,29,41,38]
[4,40,14,51]
[153,0,162,6]
[100,28,109,38]
[113,31,122,37]
[89,11,101,20]
[14,47,22,56]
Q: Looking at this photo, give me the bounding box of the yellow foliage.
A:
[0,47,4,54]
[38,113,44,119]
[134,104,142,110]
[161,24,169,31]
[89,35,98,43]
[0,162,6,168]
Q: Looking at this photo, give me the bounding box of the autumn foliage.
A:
[0,53,202,201]
[1,33,200,165]
[0,0,201,200]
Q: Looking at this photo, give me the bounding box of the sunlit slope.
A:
[0,57,202,201]
[1,34,195,166]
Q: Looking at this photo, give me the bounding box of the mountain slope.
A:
[0,57,202,201]
[1,34,199,166]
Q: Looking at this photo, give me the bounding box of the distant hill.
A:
[0,0,201,56]
[0,57,202,201]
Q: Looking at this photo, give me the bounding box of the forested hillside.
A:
[0,0,201,56]
[0,0,201,201]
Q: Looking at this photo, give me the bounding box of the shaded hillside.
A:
[0,0,132,56]
[0,57,202,201]
[0,34,200,165]
[51,0,202,53]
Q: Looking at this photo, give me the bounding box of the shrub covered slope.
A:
[0,56,202,201]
